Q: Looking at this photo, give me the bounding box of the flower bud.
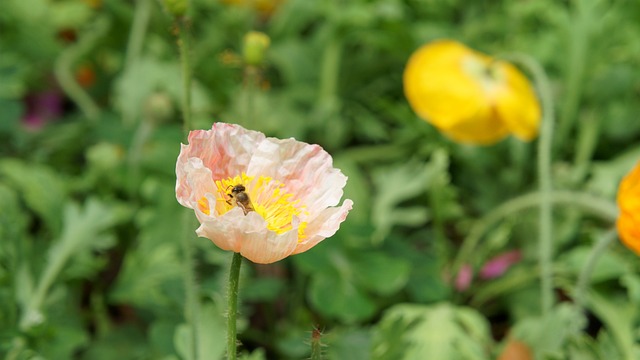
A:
[144,92,174,124]
[161,0,187,18]
[242,31,270,67]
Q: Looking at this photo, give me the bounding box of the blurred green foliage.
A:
[1,0,640,358]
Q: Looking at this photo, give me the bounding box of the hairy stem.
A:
[227,252,243,360]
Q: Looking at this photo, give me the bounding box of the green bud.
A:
[162,0,187,18]
[242,31,270,67]
[144,92,174,124]
[86,142,124,171]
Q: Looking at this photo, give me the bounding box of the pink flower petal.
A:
[479,250,522,279]
[455,264,474,291]
[294,199,353,254]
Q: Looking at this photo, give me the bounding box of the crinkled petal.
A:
[293,199,353,254]
[176,157,216,208]
[239,229,300,264]
[195,207,267,252]
[247,138,347,213]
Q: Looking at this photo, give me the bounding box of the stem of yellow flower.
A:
[574,228,617,312]
[227,252,243,360]
[512,55,556,315]
[451,190,617,284]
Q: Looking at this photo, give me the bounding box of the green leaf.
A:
[0,158,67,234]
[309,270,377,323]
[174,302,226,360]
[371,150,450,243]
[558,245,629,283]
[372,303,492,360]
[586,290,638,360]
[350,251,411,295]
[510,303,585,359]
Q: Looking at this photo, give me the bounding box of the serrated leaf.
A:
[586,290,637,360]
[371,151,450,243]
[372,303,492,360]
[0,158,66,234]
[20,199,126,329]
[510,304,585,359]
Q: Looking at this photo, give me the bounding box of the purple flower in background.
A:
[479,250,522,280]
[22,90,63,130]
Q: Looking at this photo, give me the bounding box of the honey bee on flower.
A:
[226,184,255,215]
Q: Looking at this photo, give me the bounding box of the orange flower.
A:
[616,162,640,255]
[176,123,353,264]
[403,39,541,145]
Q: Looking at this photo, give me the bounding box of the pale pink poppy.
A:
[176,123,353,264]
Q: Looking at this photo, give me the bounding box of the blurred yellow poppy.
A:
[617,162,640,255]
[403,40,541,145]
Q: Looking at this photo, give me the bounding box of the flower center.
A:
[198,173,308,239]
[462,54,505,91]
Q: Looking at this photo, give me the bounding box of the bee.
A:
[226,184,255,215]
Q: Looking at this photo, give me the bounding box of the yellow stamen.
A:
[199,173,308,240]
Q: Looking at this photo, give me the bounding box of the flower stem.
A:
[176,15,199,359]
[227,252,243,360]
[54,17,108,122]
[508,54,556,314]
[178,17,193,136]
[452,190,617,281]
[574,228,617,311]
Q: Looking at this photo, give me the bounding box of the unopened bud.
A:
[242,31,270,67]
[144,92,174,124]
[162,0,187,18]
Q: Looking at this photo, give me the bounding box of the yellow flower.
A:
[617,162,640,255]
[403,39,541,145]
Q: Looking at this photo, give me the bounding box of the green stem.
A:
[176,16,198,359]
[243,67,258,129]
[452,190,617,279]
[574,228,617,311]
[227,252,243,360]
[124,0,152,70]
[122,0,152,126]
[181,211,200,360]
[571,112,599,184]
[555,0,593,148]
[513,55,556,314]
[178,18,193,136]
[54,17,109,122]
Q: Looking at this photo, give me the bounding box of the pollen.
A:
[199,173,308,240]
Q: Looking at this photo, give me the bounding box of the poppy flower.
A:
[616,162,640,255]
[176,123,353,264]
[403,39,541,145]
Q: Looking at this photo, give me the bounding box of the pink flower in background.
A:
[176,123,353,264]
[454,264,474,291]
[479,250,522,280]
